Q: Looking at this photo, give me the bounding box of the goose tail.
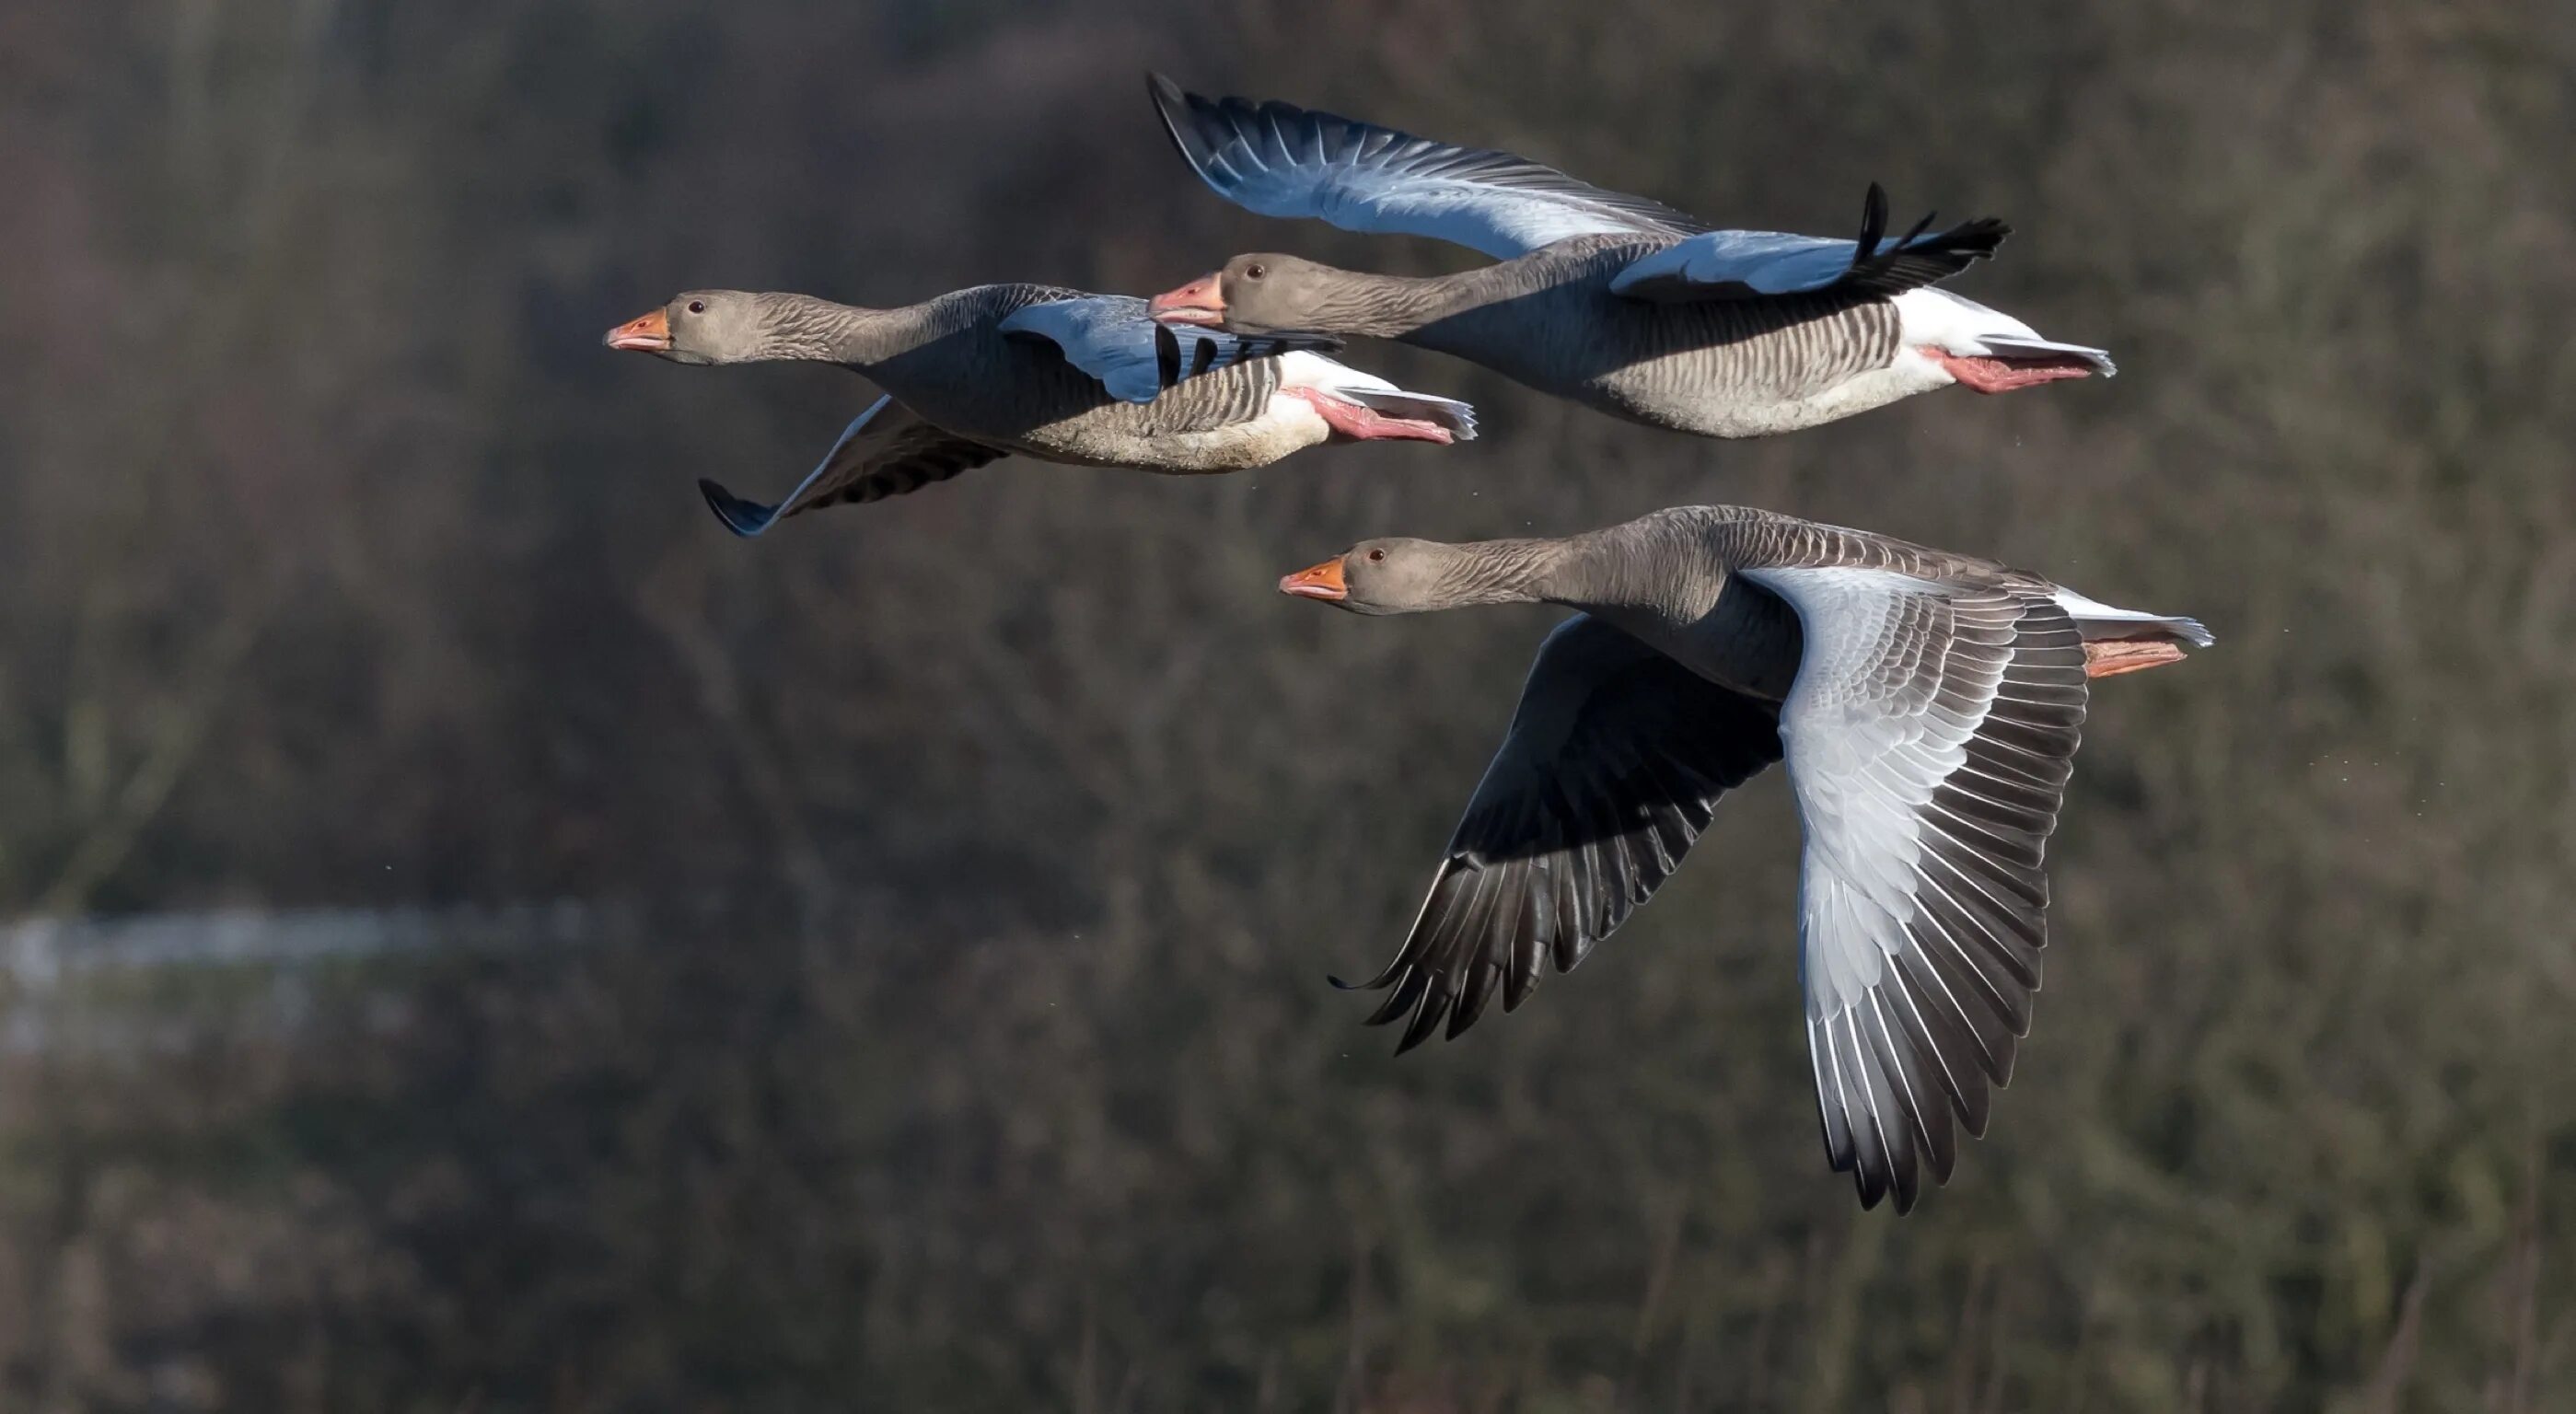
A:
[1897,289,2117,377]
[1273,351,1479,441]
[2053,587,2211,678]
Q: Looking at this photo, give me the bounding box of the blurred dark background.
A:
[2,2,2570,1409]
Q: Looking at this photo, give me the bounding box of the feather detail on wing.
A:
[999,294,1340,403]
[1338,614,1782,1053]
[1737,564,2087,1213]
[697,396,1004,536]
[1609,184,2007,303]
[1151,74,1708,259]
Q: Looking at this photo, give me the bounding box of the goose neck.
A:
[755,293,922,367]
[1321,268,1479,341]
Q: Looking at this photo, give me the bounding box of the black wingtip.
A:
[1359,990,1410,1026]
[1851,182,1891,272]
[1334,954,1410,993]
[1392,988,1452,1054]
[1145,72,1210,172]
[1839,192,2016,295]
[1956,215,2013,256]
[697,478,779,538]
[1897,207,1938,249]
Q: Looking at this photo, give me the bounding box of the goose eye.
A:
[1244,262,1267,280]
[1366,548,1386,562]
[686,300,706,315]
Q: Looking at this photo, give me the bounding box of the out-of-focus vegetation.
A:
[2,1,2571,1408]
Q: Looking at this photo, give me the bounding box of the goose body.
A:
[1279,505,2211,1212]
[1301,235,1966,439]
[606,284,1475,535]
[1145,78,2110,439]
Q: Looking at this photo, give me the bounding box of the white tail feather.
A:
[1981,335,2117,377]
[1340,389,1479,440]
[1274,351,1479,439]
[1896,290,2115,375]
[2051,587,2212,646]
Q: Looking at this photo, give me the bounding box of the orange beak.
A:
[1278,557,1349,602]
[1147,273,1225,327]
[603,308,671,352]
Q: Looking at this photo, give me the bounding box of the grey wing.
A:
[1609,184,2007,303]
[1339,614,1784,1054]
[696,396,1005,537]
[1737,564,2088,1214]
[1150,75,1708,259]
[997,294,1340,403]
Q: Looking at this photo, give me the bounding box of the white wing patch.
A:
[1607,188,2012,307]
[1152,76,1705,259]
[1609,230,1886,299]
[1739,563,2088,1212]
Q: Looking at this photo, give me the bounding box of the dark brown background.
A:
[1,1,2569,1408]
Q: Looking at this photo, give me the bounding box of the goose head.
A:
[1150,254,1345,336]
[603,291,775,365]
[1279,539,1503,616]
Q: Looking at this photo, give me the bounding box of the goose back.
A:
[868,284,1332,470]
[1529,508,1807,701]
[1398,238,1927,438]
[1537,506,2081,704]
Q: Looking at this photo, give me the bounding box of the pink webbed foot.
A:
[1288,388,1455,444]
[1922,346,2099,395]
[2083,638,2189,678]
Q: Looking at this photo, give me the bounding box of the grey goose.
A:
[1145,76,2110,440]
[605,286,1475,535]
[1278,505,2210,1211]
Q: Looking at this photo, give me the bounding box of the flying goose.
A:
[1277,505,2210,1211]
[1144,77,2110,440]
[605,286,1475,535]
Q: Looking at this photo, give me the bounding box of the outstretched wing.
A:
[998,294,1340,403]
[1737,564,2088,1213]
[696,396,1004,537]
[1151,75,1707,260]
[1608,184,2008,303]
[1339,614,1784,1053]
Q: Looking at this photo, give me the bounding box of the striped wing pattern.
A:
[1151,75,1708,259]
[1608,184,2009,303]
[696,396,1005,537]
[1339,615,1784,1052]
[1740,564,2088,1213]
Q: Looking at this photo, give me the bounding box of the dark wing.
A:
[1340,614,1783,1053]
[697,396,1004,537]
[1150,74,1708,260]
[1738,564,2088,1214]
[996,294,1340,402]
[1609,184,2007,303]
